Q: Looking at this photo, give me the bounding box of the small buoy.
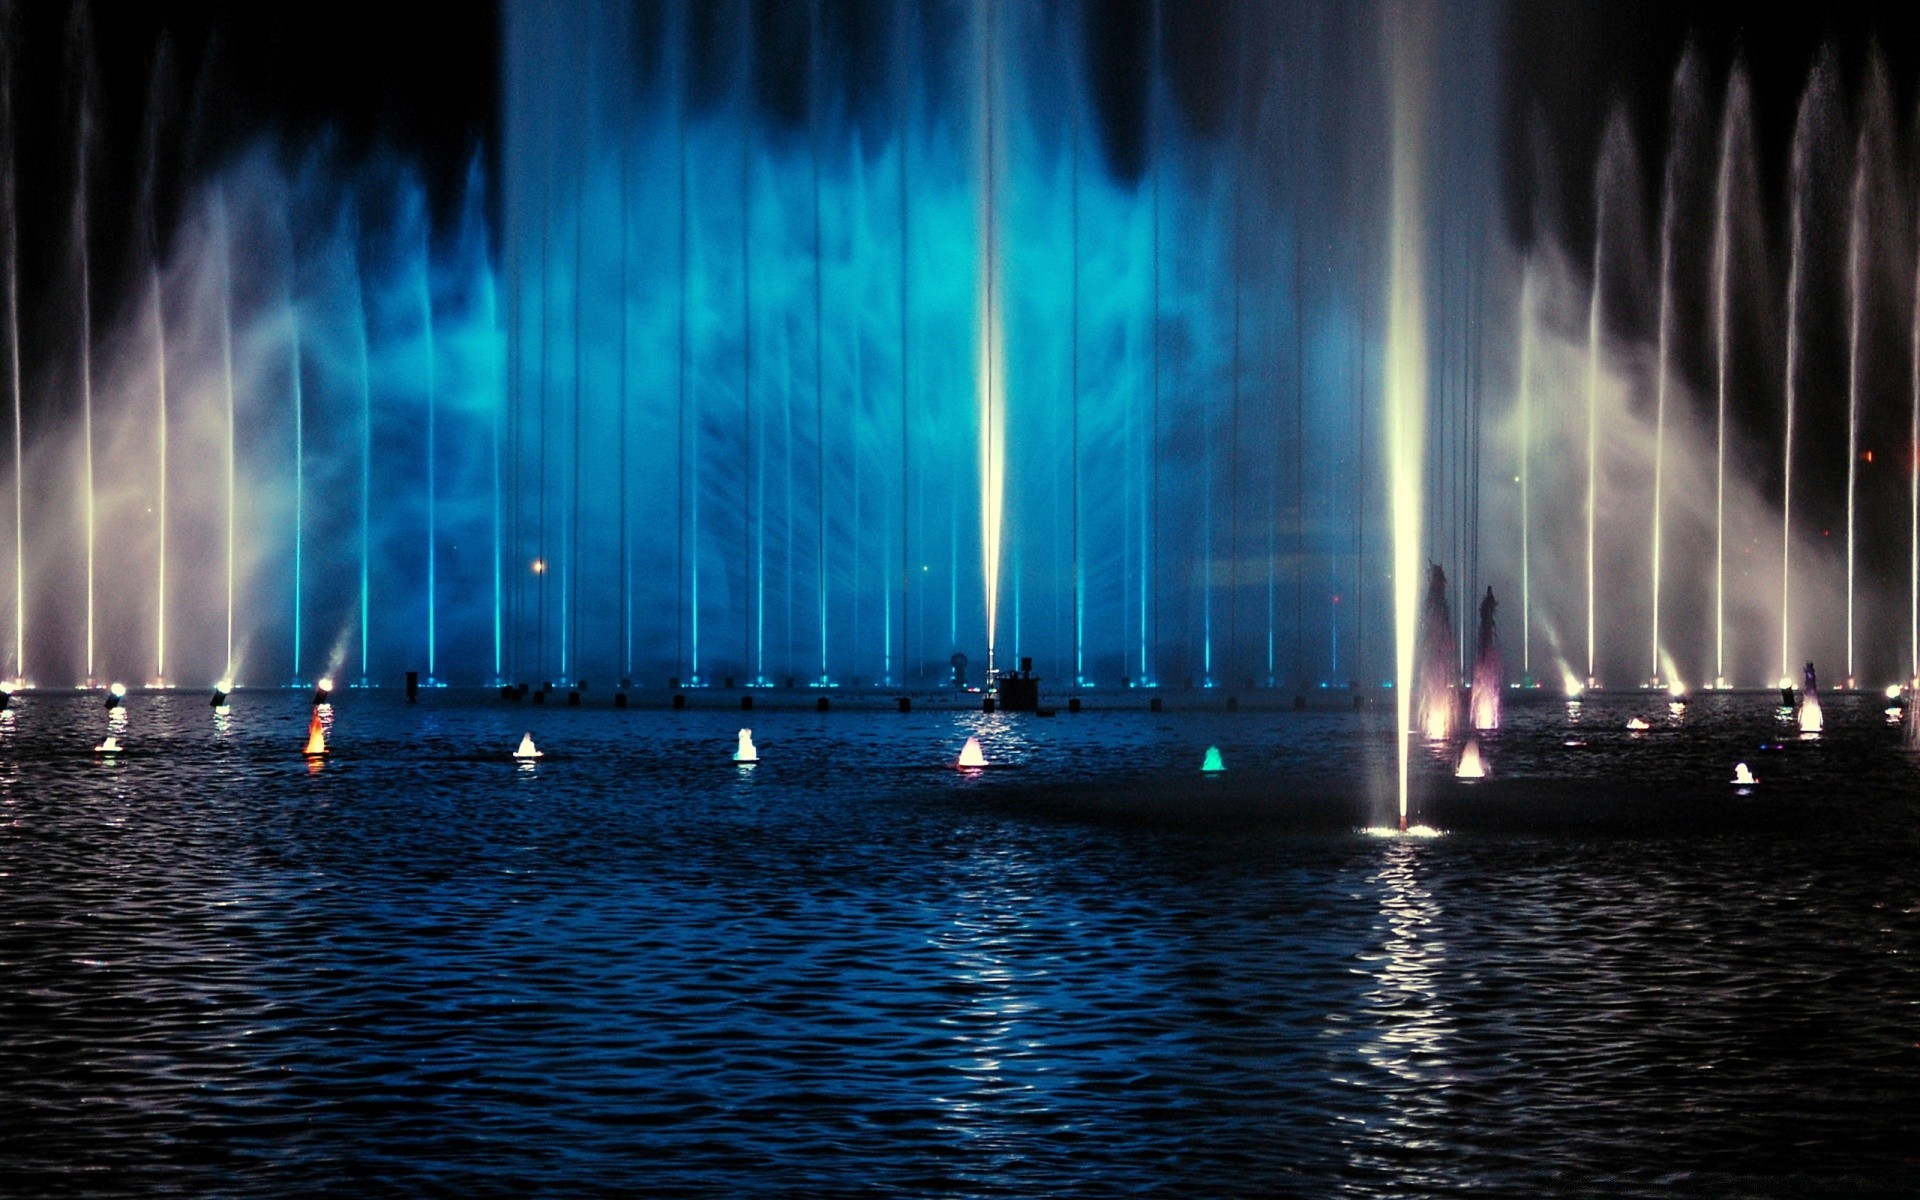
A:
[1455,738,1486,779]
[1625,716,1650,731]
[513,732,543,759]
[94,734,121,754]
[956,735,987,769]
[1201,745,1225,772]
[732,728,758,763]
[1731,762,1757,785]
[302,712,327,756]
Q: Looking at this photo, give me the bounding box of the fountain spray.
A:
[1384,1,1431,830]
[1583,126,1609,690]
[1711,74,1741,689]
[1844,134,1864,689]
[975,0,1005,685]
[75,65,95,686]
[1780,89,1809,688]
[4,20,21,686]
[217,191,236,682]
[1517,261,1530,684]
[353,204,372,685]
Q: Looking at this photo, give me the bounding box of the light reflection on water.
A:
[0,689,1916,1196]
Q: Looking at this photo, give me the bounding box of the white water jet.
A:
[1383,0,1433,830]
[732,728,758,763]
[1516,262,1531,684]
[1583,149,1606,688]
[94,733,119,754]
[3,33,18,688]
[1731,762,1756,785]
[1710,73,1742,689]
[513,732,542,759]
[1454,738,1485,779]
[1844,135,1864,687]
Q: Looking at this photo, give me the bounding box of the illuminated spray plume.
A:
[976,0,1005,684]
[1384,0,1432,830]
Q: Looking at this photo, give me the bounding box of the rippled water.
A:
[2,687,1917,1196]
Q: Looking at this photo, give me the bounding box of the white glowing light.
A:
[109,682,126,698]
[1454,738,1486,779]
[1626,717,1650,730]
[1364,824,1444,839]
[1731,762,1757,785]
[732,728,758,764]
[1886,684,1903,700]
[317,676,334,692]
[513,732,542,759]
[957,735,988,769]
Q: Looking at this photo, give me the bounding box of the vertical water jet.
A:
[976,0,1004,684]
[1384,0,1432,827]
[1583,163,1604,689]
[217,191,236,681]
[1780,112,1806,688]
[355,207,372,684]
[2,22,17,685]
[76,88,96,685]
[1517,260,1531,684]
[290,300,303,682]
[1844,135,1864,688]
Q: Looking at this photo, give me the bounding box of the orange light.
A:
[1863,450,1875,463]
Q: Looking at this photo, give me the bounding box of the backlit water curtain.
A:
[7,1,1916,702]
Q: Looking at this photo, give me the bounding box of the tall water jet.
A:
[1779,87,1811,688]
[1416,563,1456,742]
[1470,586,1500,730]
[150,258,167,684]
[1516,260,1531,684]
[354,205,372,685]
[73,35,95,685]
[5,18,21,685]
[1648,60,1690,689]
[1843,133,1864,688]
[289,299,305,683]
[1912,192,1920,685]
[1384,1,1433,827]
[143,46,171,687]
[976,0,1005,684]
[422,227,438,683]
[217,191,236,680]
[1710,73,1740,689]
[1582,123,1610,689]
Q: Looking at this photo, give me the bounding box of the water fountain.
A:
[1415,564,1456,743]
[1798,662,1824,734]
[13,5,1920,817]
[1469,586,1500,730]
